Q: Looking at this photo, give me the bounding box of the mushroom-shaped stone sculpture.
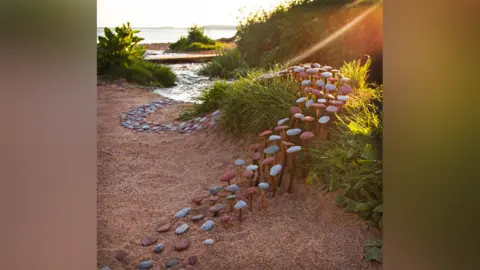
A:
[258,182,269,208]
[318,115,330,140]
[325,83,336,93]
[340,77,350,84]
[274,125,290,140]
[299,131,315,176]
[246,187,258,211]
[234,200,247,222]
[277,118,290,126]
[316,80,325,89]
[293,113,304,128]
[220,214,231,228]
[303,87,313,97]
[278,141,295,187]
[268,134,282,147]
[301,116,315,131]
[296,97,307,111]
[243,170,255,187]
[251,152,261,167]
[209,203,225,217]
[263,145,280,158]
[208,185,222,196]
[322,65,332,71]
[227,184,239,194]
[269,164,282,197]
[261,156,276,184]
[248,142,262,152]
[209,195,220,206]
[310,103,326,127]
[286,128,302,145]
[259,130,273,159]
[317,98,327,104]
[290,106,302,125]
[220,171,236,186]
[286,146,302,193]
[305,99,314,110]
[339,84,352,95]
[312,63,321,68]
[325,105,339,122]
[328,77,338,84]
[234,159,246,183]
[293,66,305,81]
[246,164,259,186]
[227,194,236,212]
[312,89,324,100]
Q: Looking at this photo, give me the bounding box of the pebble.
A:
[119,99,221,134]
[156,223,171,232]
[175,207,192,218]
[100,266,111,270]
[190,214,205,221]
[141,236,158,246]
[115,250,128,262]
[175,223,189,234]
[174,239,190,251]
[136,260,154,269]
[200,220,214,231]
[153,243,165,253]
[166,258,180,268]
[203,239,215,245]
[188,256,198,265]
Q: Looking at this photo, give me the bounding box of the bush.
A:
[199,48,249,79]
[169,25,224,51]
[307,57,383,230]
[97,22,176,86]
[236,0,383,69]
[180,68,297,134]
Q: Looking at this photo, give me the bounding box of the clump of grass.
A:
[104,59,176,87]
[340,55,372,90]
[169,25,228,52]
[199,48,249,79]
[178,80,230,121]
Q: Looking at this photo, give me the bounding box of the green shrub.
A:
[169,25,220,51]
[340,55,372,90]
[97,22,176,86]
[236,0,383,68]
[199,48,249,79]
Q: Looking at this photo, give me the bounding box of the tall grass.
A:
[199,48,249,79]
[340,55,372,90]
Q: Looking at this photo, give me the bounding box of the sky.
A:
[97,0,287,28]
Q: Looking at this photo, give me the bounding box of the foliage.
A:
[309,84,383,229]
[179,68,297,135]
[199,48,249,79]
[97,22,145,74]
[169,25,227,51]
[235,0,383,69]
[340,55,372,90]
[179,80,231,121]
[97,22,176,87]
[364,238,383,262]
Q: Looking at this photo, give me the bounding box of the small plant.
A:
[97,22,176,87]
[169,25,227,52]
[199,48,249,79]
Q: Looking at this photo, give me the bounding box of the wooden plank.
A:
[144,54,217,63]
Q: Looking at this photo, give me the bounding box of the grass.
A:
[199,48,249,79]
[169,25,230,52]
[180,68,297,135]
[104,59,176,87]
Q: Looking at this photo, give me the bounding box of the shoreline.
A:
[139,41,236,55]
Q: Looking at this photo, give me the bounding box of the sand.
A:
[97,81,382,269]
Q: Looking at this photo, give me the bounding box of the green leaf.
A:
[364,238,382,247]
[373,204,383,213]
[354,202,373,213]
[364,246,382,262]
[361,144,379,161]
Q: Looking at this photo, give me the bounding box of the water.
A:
[97,28,237,44]
[153,63,215,103]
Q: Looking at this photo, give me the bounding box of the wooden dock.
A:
[144,54,217,64]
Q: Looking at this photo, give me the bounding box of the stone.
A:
[192,197,203,205]
[174,239,189,251]
[153,243,165,253]
[115,250,128,262]
[208,186,222,195]
[200,220,214,231]
[142,125,150,130]
[100,266,111,270]
[190,214,204,221]
[188,255,198,265]
[203,239,214,245]
[175,223,189,234]
[165,258,179,268]
[208,204,225,214]
[141,236,158,246]
[136,260,154,269]
[156,223,171,233]
[175,207,192,218]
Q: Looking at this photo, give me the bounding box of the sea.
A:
[96,27,237,44]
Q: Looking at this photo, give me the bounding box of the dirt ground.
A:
[97,82,382,269]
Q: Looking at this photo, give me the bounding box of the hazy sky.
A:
[97,0,287,28]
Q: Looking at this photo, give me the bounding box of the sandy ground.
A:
[97,82,382,269]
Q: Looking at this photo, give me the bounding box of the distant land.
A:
[97,25,237,30]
